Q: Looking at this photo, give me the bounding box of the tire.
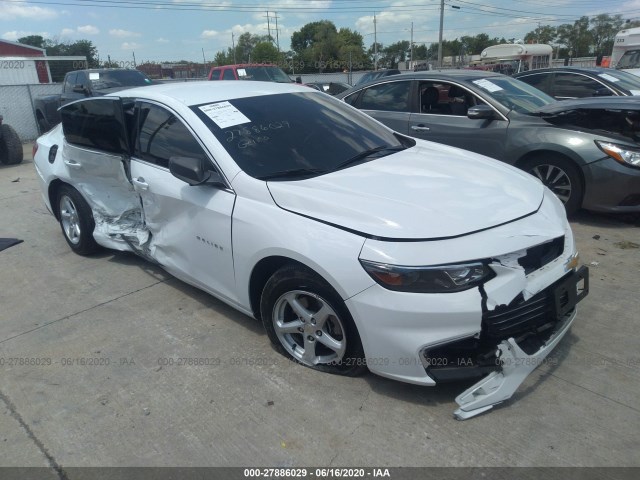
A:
[260,265,367,376]
[0,123,23,165]
[57,185,101,255]
[523,156,583,216]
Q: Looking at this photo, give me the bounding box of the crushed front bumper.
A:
[453,265,589,419]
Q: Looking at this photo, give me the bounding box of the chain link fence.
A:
[0,84,61,141]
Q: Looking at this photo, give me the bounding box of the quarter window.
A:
[135,103,207,168]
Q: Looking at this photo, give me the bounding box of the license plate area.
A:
[552,266,589,320]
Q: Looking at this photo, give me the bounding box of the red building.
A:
[0,39,49,83]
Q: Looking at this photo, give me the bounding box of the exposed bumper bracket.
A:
[453,309,576,420]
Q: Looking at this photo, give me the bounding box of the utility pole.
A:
[232,32,237,64]
[274,12,280,52]
[374,12,378,71]
[410,22,414,68]
[266,11,271,42]
[132,51,136,67]
[438,0,444,68]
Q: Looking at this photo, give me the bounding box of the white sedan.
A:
[33,81,588,419]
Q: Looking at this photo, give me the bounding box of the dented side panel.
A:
[61,141,147,252]
[129,160,238,304]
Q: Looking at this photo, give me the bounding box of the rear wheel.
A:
[524,156,583,215]
[260,265,366,376]
[57,185,100,255]
[0,124,23,165]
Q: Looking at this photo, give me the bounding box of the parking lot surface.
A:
[1,146,639,470]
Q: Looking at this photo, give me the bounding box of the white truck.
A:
[477,43,553,74]
[611,27,640,76]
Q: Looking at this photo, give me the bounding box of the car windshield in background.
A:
[617,50,640,69]
[239,67,292,83]
[191,92,406,180]
[473,76,555,114]
[597,69,640,92]
[89,70,152,91]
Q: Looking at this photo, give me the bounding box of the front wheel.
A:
[57,185,100,255]
[260,265,366,376]
[524,156,583,215]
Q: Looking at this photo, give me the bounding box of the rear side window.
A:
[554,73,607,98]
[358,81,411,112]
[517,73,551,95]
[222,69,235,80]
[135,102,207,168]
[209,69,220,80]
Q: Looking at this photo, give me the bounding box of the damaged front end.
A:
[352,189,589,419]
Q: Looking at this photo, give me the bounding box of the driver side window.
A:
[135,103,207,168]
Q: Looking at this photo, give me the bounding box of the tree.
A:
[17,35,46,50]
[556,16,592,57]
[590,14,624,56]
[523,25,557,45]
[252,42,281,63]
[380,40,410,68]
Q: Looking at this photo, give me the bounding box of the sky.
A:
[1,0,639,63]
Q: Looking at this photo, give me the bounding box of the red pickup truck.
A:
[208,64,292,83]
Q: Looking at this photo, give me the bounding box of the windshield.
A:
[617,50,640,70]
[239,66,292,83]
[90,70,152,91]
[191,92,406,180]
[595,69,640,93]
[472,76,555,114]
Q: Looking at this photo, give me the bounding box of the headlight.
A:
[359,259,495,293]
[596,141,640,168]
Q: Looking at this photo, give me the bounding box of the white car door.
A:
[129,100,238,304]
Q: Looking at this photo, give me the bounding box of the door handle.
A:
[411,125,430,132]
[63,158,81,168]
[133,177,149,190]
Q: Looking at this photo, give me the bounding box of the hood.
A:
[534,96,640,115]
[267,142,544,240]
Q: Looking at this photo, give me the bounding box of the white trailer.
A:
[611,27,640,76]
[479,44,553,74]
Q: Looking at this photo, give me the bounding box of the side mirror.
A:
[169,156,226,188]
[593,88,613,97]
[295,76,302,84]
[467,105,497,120]
[73,84,88,95]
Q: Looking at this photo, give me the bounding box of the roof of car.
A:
[513,67,614,76]
[115,80,312,107]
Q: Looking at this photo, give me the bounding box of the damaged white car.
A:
[33,82,589,419]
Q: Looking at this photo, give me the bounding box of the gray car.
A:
[336,70,640,214]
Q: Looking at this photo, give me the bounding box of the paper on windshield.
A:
[89,72,100,80]
[237,69,247,77]
[598,73,620,83]
[473,79,503,92]
[199,101,251,129]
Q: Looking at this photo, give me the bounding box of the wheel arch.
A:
[248,255,339,321]
[515,149,586,194]
[47,178,67,220]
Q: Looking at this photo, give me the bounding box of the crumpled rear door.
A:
[60,97,148,250]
